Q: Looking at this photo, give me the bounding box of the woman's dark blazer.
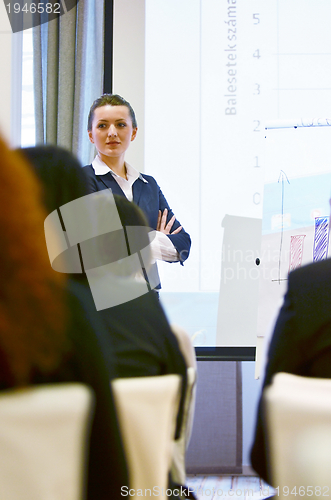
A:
[83,165,191,264]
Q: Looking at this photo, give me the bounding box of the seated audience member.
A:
[98,195,188,432]
[21,145,190,487]
[5,141,128,500]
[250,196,331,484]
[95,194,192,494]
[20,144,118,378]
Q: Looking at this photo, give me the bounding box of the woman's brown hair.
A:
[0,137,68,386]
[87,93,137,131]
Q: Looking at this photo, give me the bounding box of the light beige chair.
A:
[170,324,197,485]
[0,383,94,500]
[171,324,197,374]
[171,366,197,485]
[112,374,181,498]
[264,372,331,499]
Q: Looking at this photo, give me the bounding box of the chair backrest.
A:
[111,374,181,498]
[171,366,197,485]
[0,383,94,500]
[170,324,197,372]
[170,324,197,485]
[264,372,331,499]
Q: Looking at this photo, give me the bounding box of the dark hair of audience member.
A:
[0,138,68,388]
[21,144,152,266]
[21,145,88,213]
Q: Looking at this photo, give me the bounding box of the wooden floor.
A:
[186,475,275,499]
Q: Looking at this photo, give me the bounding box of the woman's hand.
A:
[157,209,182,235]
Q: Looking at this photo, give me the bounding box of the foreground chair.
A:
[264,372,331,499]
[112,374,181,498]
[171,366,197,485]
[0,383,93,500]
[170,324,197,485]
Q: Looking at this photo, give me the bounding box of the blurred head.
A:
[21,146,152,285]
[0,139,67,387]
[87,94,137,131]
[80,194,152,272]
[21,145,88,215]
[81,194,155,310]
[19,145,92,281]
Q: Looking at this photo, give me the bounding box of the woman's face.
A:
[88,105,137,162]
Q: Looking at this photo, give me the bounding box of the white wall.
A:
[113,0,145,171]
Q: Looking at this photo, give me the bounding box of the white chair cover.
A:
[264,372,331,498]
[171,366,197,485]
[112,374,181,498]
[0,383,94,500]
[170,324,197,485]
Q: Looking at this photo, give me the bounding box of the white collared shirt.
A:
[91,156,179,262]
[92,155,147,201]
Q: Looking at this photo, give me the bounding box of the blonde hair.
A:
[0,137,68,386]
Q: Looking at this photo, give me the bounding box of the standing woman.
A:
[84,94,191,286]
